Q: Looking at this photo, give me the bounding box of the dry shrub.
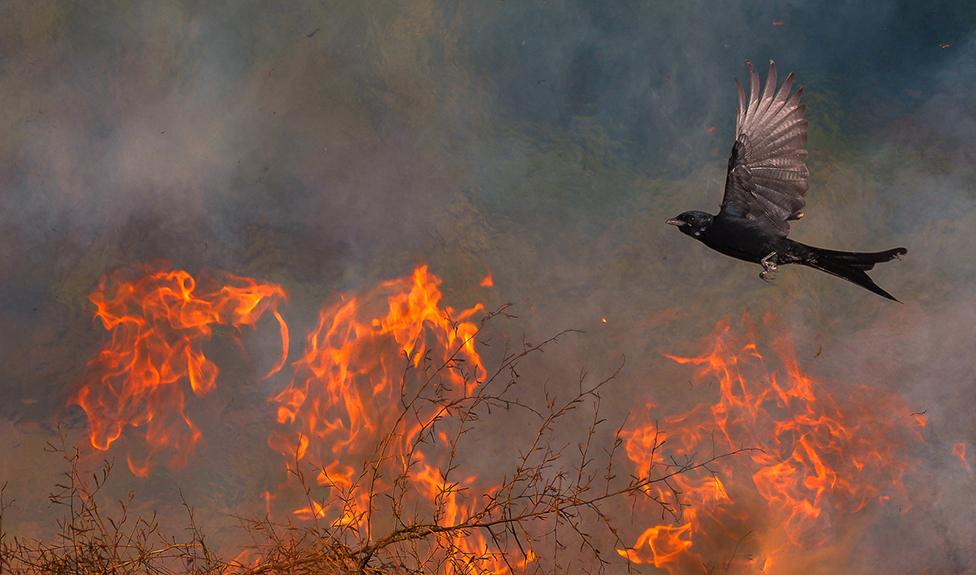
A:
[1,307,747,575]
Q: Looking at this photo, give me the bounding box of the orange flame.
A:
[72,266,288,475]
[617,522,693,567]
[480,273,494,288]
[269,266,503,565]
[617,315,920,572]
[409,454,512,572]
[265,266,523,571]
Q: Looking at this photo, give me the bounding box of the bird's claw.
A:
[759,252,778,283]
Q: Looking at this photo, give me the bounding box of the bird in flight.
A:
[667,60,907,301]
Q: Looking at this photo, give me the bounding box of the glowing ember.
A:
[952,442,970,472]
[911,411,928,428]
[72,266,288,476]
[617,314,921,572]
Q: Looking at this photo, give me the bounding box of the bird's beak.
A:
[666,218,686,227]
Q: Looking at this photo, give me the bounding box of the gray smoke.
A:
[1,1,974,571]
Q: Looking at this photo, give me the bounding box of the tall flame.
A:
[269,265,484,469]
[72,266,288,476]
[617,314,921,572]
[267,265,511,568]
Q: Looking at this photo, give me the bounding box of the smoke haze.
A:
[1,1,974,571]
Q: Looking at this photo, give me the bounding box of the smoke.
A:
[1,0,975,571]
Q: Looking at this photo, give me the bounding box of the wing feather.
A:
[721,60,809,236]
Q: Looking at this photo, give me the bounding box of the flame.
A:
[269,265,485,469]
[267,265,518,570]
[66,265,932,571]
[480,273,494,288]
[616,522,693,567]
[409,455,511,572]
[617,314,920,572]
[72,266,288,475]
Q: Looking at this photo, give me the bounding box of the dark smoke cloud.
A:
[1,0,974,571]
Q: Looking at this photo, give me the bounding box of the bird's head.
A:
[666,211,713,238]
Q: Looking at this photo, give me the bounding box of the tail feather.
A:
[798,245,907,302]
[805,246,907,271]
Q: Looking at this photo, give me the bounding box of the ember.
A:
[952,442,970,472]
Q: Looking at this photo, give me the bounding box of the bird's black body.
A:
[696,213,781,263]
[668,61,907,301]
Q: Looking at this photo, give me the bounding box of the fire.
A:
[616,522,693,567]
[269,265,484,470]
[480,273,494,288]
[268,265,509,568]
[72,266,288,475]
[409,455,512,572]
[65,265,934,572]
[617,314,920,572]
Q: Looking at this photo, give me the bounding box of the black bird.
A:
[667,60,907,301]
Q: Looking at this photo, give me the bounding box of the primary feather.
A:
[721,60,809,236]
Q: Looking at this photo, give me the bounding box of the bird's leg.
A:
[759,251,779,282]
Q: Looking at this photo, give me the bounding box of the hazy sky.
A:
[1,2,974,572]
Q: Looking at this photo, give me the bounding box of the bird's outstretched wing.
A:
[720,60,808,237]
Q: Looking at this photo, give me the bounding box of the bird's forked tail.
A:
[797,244,908,302]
